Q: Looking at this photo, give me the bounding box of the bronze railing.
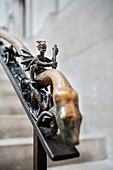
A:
[0,30,80,170]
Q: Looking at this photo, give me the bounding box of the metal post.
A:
[33,128,47,170]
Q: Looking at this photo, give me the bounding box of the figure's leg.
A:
[30,65,38,82]
[30,65,35,81]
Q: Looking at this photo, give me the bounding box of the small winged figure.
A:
[21,41,59,81]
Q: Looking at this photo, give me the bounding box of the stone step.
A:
[49,160,112,170]
[0,64,11,82]
[0,137,108,170]
[0,115,32,139]
[0,137,33,170]
[0,82,16,96]
[0,95,25,115]
[0,105,25,115]
[0,73,11,83]
[0,65,18,96]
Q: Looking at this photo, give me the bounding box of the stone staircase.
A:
[0,64,33,170]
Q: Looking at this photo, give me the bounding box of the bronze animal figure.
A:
[35,69,82,145]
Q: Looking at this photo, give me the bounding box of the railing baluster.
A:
[33,129,47,170]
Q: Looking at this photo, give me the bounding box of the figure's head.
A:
[36,41,47,53]
[54,90,82,145]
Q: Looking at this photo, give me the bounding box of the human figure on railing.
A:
[21,41,59,83]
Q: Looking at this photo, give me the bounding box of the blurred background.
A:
[0,0,113,170]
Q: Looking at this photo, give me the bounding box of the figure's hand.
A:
[55,45,59,56]
[52,62,57,69]
[51,44,58,69]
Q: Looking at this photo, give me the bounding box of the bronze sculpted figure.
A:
[21,40,58,82]
[35,69,82,144]
[0,29,82,145]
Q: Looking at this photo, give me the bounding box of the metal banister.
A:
[0,31,80,170]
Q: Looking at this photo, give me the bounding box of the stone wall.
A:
[23,0,113,168]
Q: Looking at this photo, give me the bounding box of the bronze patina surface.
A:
[35,69,82,144]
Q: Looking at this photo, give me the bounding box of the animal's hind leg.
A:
[36,111,58,133]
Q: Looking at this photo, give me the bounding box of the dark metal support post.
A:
[33,129,47,170]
